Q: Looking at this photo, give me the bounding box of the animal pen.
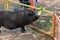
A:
[0,0,60,40]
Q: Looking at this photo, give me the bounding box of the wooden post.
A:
[30,0,34,11]
[53,14,56,40]
[4,0,9,11]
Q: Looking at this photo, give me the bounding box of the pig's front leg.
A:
[0,26,1,33]
[20,25,26,33]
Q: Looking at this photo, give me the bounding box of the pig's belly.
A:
[3,20,19,30]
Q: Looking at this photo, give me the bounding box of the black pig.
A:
[0,9,39,32]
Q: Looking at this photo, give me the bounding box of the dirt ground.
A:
[0,26,36,40]
[0,32,36,40]
[0,26,53,40]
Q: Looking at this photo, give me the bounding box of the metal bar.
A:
[43,10,54,15]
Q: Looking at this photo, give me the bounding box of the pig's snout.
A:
[33,15,39,21]
[35,15,39,20]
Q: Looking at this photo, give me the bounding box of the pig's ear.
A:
[28,11,33,15]
[28,9,35,16]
